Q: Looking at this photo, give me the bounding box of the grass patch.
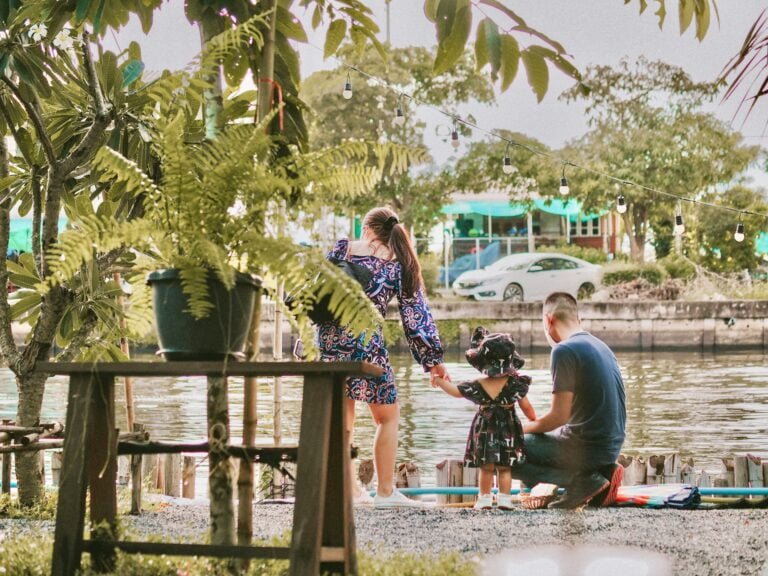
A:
[0,533,479,575]
[0,492,58,520]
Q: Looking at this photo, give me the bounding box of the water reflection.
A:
[0,350,765,487]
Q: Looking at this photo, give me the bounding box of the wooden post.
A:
[449,460,463,504]
[663,453,681,484]
[183,456,196,499]
[130,423,145,515]
[164,454,182,498]
[680,458,695,485]
[1,419,11,495]
[721,457,735,487]
[117,456,130,486]
[155,455,166,493]
[647,455,665,484]
[697,470,712,487]
[435,460,450,505]
[207,375,235,548]
[746,454,763,488]
[734,454,749,488]
[462,466,478,504]
[51,452,63,486]
[112,273,135,433]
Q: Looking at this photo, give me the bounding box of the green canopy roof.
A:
[8,218,68,253]
[757,232,768,255]
[442,199,606,221]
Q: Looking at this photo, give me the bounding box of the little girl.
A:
[433,327,536,510]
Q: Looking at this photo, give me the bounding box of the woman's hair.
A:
[363,207,422,297]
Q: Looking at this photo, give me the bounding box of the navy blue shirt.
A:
[551,331,626,464]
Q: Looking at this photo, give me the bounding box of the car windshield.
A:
[485,255,533,272]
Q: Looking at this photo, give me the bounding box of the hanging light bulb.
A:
[342,71,353,100]
[559,164,570,196]
[616,194,627,214]
[502,143,514,174]
[674,203,685,236]
[734,221,745,242]
[450,120,460,149]
[393,106,405,126]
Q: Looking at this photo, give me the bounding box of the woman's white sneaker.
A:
[473,493,494,510]
[373,489,428,509]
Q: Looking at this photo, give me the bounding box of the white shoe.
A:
[373,488,428,509]
[497,493,514,510]
[354,487,374,507]
[473,493,494,510]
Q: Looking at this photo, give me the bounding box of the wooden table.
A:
[39,361,383,576]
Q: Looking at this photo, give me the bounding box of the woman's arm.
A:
[432,376,463,398]
[518,396,536,421]
[397,285,446,375]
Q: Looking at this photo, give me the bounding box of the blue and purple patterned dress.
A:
[317,239,444,405]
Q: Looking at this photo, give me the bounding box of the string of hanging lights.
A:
[324,49,767,244]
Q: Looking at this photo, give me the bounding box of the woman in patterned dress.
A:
[318,207,450,508]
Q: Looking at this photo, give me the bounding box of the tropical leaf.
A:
[521,47,549,102]
[325,19,347,59]
[499,35,520,92]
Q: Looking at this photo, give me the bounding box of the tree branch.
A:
[0,77,57,167]
[55,312,98,363]
[59,31,113,176]
[0,138,21,369]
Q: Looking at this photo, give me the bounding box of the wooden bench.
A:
[39,361,382,576]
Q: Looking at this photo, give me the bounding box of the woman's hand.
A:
[429,363,451,386]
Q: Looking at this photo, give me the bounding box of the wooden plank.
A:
[117,440,298,460]
[82,540,291,560]
[51,374,92,576]
[462,466,478,504]
[88,375,117,573]
[37,361,383,378]
[290,373,333,576]
[734,455,749,487]
[747,454,763,488]
[319,376,356,575]
[449,460,464,504]
[435,460,450,505]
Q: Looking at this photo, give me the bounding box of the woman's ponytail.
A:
[363,207,423,298]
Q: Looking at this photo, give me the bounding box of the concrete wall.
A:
[386,300,768,352]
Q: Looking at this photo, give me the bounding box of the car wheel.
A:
[577,282,595,300]
[503,283,524,302]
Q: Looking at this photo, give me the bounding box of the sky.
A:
[110,1,768,187]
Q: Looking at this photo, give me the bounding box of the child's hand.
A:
[431,376,446,389]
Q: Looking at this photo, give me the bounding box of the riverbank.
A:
[1,497,766,575]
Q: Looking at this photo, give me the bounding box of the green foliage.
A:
[560,58,759,262]
[658,254,696,280]
[602,262,667,286]
[0,492,58,519]
[419,252,441,297]
[537,243,608,264]
[0,532,477,575]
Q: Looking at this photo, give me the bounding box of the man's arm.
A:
[522,391,573,434]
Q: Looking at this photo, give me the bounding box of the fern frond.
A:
[200,12,267,71]
[93,147,160,199]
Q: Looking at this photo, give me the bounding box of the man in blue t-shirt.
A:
[511,292,626,509]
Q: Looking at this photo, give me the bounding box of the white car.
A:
[452,252,602,302]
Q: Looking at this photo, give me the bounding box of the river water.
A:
[0,350,766,489]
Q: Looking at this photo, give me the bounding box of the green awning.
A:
[442,198,607,221]
[7,218,68,253]
[757,232,768,255]
[441,201,526,217]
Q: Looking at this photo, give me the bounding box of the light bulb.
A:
[559,177,570,196]
[342,81,353,99]
[502,156,514,174]
[674,213,685,236]
[616,194,627,214]
[393,106,405,126]
[734,222,745,242]
[450,129,460,149]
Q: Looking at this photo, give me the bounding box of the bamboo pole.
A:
[130,423,145,515]
[207,374,235,547]
[164,454,182,497]
[183,456,196,499]
[113,272,135,432]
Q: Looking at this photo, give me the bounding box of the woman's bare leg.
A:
[345,397,361,497]
[367,401,400,496]
[479,464,495,494]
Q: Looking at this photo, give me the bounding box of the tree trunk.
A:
[15,371,47,505]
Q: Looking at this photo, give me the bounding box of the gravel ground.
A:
[2,497,767,576]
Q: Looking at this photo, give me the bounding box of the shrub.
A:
[419,252,441,297]
[658,254,696,280]
[602,262,667,286]
[537,243,608,264]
